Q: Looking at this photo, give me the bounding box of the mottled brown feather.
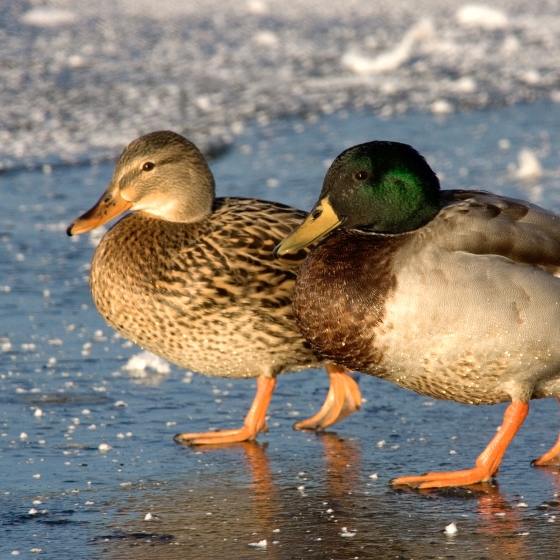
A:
[91,197,325,379]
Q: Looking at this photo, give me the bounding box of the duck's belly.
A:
[91,266,321,380]
[371,251,560,404]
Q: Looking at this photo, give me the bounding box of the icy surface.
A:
[1,102,560,557]
[2,3,560,554]
[2,0,560,170]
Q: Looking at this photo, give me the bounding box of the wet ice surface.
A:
[2,103,560,558]
[2,0,560,171]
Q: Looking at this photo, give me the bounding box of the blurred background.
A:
[2,0,560,170]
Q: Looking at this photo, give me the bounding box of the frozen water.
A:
[2,0,560,170]
[1,0,560,557]
[1,101,560,557]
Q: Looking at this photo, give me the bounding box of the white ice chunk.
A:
[123,351,171,375]
[21,9,77,27]
[342,19,434,74]
[0,338,11,352]
[248,540,267,549]
[254,31,278,47]
[515,149,542,181]
[444,522,458,535]
[456,5,508,30]
[88,226,107,248]
[431,100,454,115]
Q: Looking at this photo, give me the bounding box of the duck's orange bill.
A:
[67,186,132,236]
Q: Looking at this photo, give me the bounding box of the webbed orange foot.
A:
[391,466,496,489]
[174,426,266,446]
[174,376,275,446]
[294,364,361,431]
[390,400,529,489]
[532,397,560,466]
[532,435,560,466]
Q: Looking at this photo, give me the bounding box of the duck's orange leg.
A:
[294,364,362,431]
[532,397,560,466]
[174,376,276,445]
[391,400,529,489]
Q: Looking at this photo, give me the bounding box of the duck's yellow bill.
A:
[67,185,132,236]
[274,197,341,257]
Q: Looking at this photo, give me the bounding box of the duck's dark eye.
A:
[142,162,155,171]
[354,170,369,181]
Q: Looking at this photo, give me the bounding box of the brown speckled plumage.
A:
[91,198,323,379]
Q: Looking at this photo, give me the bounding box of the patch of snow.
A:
[515,149,542,181]
[456,5,508,30]
[248,539,267,549]
[342,19,434,74]
[21,9,77,27]
[444,522,458,535]
[123,351,171,375]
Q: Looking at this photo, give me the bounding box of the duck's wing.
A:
[211,198,311,268]
[431,190,560,270]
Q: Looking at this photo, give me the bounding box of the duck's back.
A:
[90,197,322,378]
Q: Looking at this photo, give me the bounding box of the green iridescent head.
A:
[275,141,442,256]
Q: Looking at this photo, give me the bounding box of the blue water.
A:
[1,103,560,558]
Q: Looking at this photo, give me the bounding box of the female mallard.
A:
[67,131,361,445]
[275,140,560,488]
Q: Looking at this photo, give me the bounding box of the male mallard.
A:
[275,140,560,488]
[67,131,361,445]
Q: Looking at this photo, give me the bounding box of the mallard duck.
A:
[67,131,361,445]
[275,140,560,488]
